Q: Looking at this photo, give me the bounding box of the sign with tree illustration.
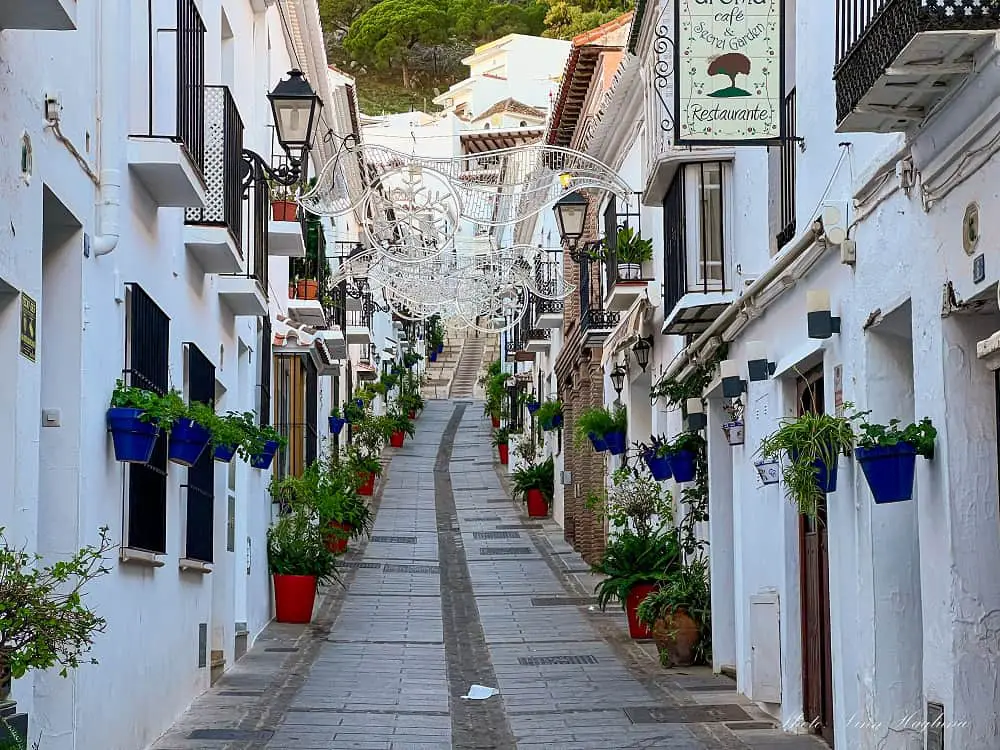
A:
[675,0,783,145]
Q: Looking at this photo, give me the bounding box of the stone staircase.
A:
[421,330,499,400]
[450,336,486,397]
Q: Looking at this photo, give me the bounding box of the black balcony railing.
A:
[136,0,206,173]
[777,89,797,250]
[525,329,551,343]
[582,309,620,332]
[347,301,373,330]
[185,86,244,248]
[834,0,1000,124]
[538,299,564,316]
[230,169,269,298]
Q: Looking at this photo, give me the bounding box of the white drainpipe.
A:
[92,0,123,256]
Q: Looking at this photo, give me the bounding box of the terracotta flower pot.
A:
[295,279,319,300]
[526,488,547,518]
[625,583,658,640]
[325,521,352,554]
[498,443,509,465]
[653,608,701,666]
[271,199,298,222]
[272,574,317,623]
[491,416,501,429]
[357,471,375,496]
[390,430,405,448]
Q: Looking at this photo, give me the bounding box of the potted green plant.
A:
[243,421,285,470]
[854,414,936,504]
[575,406,616,452]
[535,400,563,431]
[757,408,856,518]
[510,457,554,517]
[343,400,365,424]
[0,526,114,740]
[603,406,628,455]
[386,410,415,448]
[106,380,164,463]
[637,555,711,667]
[658,432,706,483]
[526,391,541,415]
[639,435,672,481]
[267,508,340,623]
[590,469,682,639]
[722,399,745,447]
[593,227,654,281]
[492,427,510,465]
[211,411,252,463]
[398,390,424,419]
[268,180,298,222]
[172,400,217,467]
[328,406,346,436]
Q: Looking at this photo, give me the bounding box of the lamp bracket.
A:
[241,148,305,196]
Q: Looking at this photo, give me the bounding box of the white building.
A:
[0,1,359,748]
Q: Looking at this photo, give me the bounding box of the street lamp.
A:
[242,69,323,194]
[631,337,652,371]
[553,192,592,262]
[610,364,627,396]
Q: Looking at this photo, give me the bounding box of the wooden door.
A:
[797,368,834,745]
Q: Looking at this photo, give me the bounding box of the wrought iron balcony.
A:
[581,308,620,349]
[216,175,268,317]
[835,0,1000,132]
[524,329,551,353]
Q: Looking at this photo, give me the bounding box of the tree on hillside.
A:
[319,0,379,35]
[450,0,547,43]
[344,0,451,88]
[541,0,631,40]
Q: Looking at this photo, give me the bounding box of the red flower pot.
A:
[498,444,509,465]
[526,488,547,518]
[390,430,405,448]
[272,574,317,624]
[325,521,352,554]
[271,199,298,222]
[625,583,658,640]
[357,471,375,496]
[294,279,319,300]
[491,416,501,428]
[409,410,416,419]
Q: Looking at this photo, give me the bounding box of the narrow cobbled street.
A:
[152,402,820,750]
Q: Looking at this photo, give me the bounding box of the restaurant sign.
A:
[675,0,783,145]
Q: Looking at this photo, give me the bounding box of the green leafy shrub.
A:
[266,509,341,584]
[510,457,554,505]
[854,413,936,458]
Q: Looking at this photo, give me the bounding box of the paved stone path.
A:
[151,400,825,750]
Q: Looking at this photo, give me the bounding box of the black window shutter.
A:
[126,285,170,554]
[305,356,318,465]
[185,344,215,563]
[259,317,272,426]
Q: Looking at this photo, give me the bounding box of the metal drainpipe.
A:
[92,0,123,256]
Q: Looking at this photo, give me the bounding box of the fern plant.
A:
[592,528,682,612]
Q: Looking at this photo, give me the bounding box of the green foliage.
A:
[272,458,374,538]
[651,345,727,409]
[403,351,422,368]
[343,400,366,423]
[396,388,424,414]
[758,406,857,519]
[636,555,712,664]
[854,413,936,458]
[0,527,113,688]
[491,427,510,447]
[510,457,555,505]
[594,467,674,537]
[109,380,187,431]
[593,227,653,264]
[591,528,682,612]
[451,0,547,41]
[319,0,376,33]
[541,0,631,40]
[345,445,383,478]
[483,368,508,419]
[385,409,416,438]
[535,400,563,429]
[266,508,342,584]
[657,431,706,458]
[573,406,615,444]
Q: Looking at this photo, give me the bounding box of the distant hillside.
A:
[319,0,632,115]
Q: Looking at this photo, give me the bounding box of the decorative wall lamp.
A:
[746,340,776,382]
[610,364,627,396]
[720,359,746,398]
[242,69,323,194]
[631,336,653,372]
[553,191,594,263]
[806,289,841,339]
[686,398,707,431]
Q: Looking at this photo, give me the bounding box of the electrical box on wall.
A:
[749,593,781,703]
[561,470,572,486]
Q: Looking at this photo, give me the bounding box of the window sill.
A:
[119,547,165,568]
[179,558,213,574]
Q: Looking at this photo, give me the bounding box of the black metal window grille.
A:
[185,86,244,250]
[579,256,591,319]
[184,344,215,563]
[835,0,893,65]
[259,317,271,427]
[305,358,318,466]
[603,197,618,289]
[137,0,205,173]
[663,170,687,315]
[777,89,797,250]
[506,384,524,434]
[125,285,170,554]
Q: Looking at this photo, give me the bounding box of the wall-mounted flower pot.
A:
[667,449,697,483]
[329,416,346,435]
[527,401,540,414]
[168,418,211,467]
[271,200,298,222]
[390,430,405,448]
[250,440,280,470]
[498,443,509,465]
[540,418,552,431]
[429,351,438,362]
[625,583,657,640]
[107,407,160,463]
[325,521,352,554]
[653,608,700,666]
[526,488,548,517]
[437,343,444,354]
[617,263,641,281]
[856,443,917,504]
[491,416,501,429]
[755,460,779,485]
[604,430,627,455]
[723,421,745,446]
[643,450,673,482]
[357,471,375,496]
[272,574,317,623]
[295,279,319,300]
[588,432,608,452]
[354,399,364,409]
[551,414,564,429]
[214,444,237,463]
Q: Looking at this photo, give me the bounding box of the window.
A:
[184,344,215,563]
[125,285,170,554]
[273,354,318,479]
[259,317,271,426]
[777,89,797,250]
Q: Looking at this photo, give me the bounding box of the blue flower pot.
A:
[527,401,540,414]
[250,440,280,470]
[355,399,364,409]
[588,432,608,453]
[168,418,211,467]
[604,430,627,455]
[214,444,237,463]
[329,416,346,435]
[429,351,438,362]
[791,448,839,494]
[437,343,444,354]
[643,450,673,481]
[540,417,553,431]
[667,449,697,483]
[552,414,564,429]
[107,407,160,463]
[856,443,917,504]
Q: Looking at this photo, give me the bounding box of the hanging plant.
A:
[854,414,936,504]
[574,407,616,452]
[651,344,728,409]
[656,432,705,483]
[722,399,745,446]
[535,400,564,431]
